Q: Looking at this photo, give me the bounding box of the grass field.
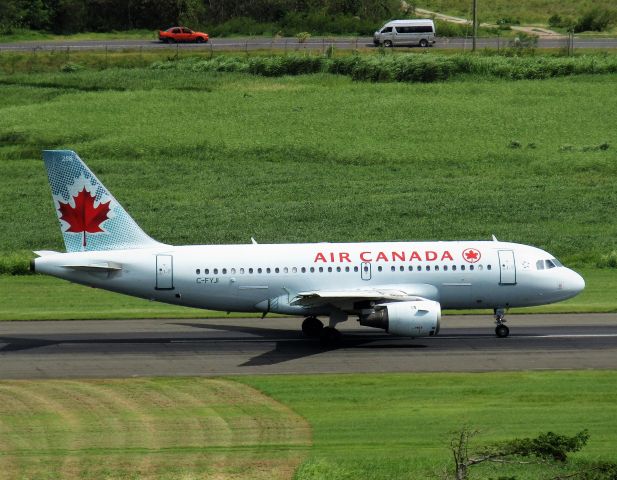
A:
[1,373,614,479]
[0,58,615,315]
[242,371,617,479]
[0,266,613,321]
[0,377,310,479]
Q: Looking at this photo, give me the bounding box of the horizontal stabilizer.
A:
[61,262,122,272]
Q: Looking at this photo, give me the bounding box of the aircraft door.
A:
[360,262,371,281]
[498,250,516,285]
[156,254,174,289]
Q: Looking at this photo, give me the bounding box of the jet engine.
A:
[359,300,441,337]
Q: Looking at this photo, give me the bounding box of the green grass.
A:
[0,67,615,262]
[0,377,310,479]
[2,373,617,479]
[241,371,617,479]
[0,61,615,314]
[0,266,611,321]
[417,0,617,25]
[0,29,157,43]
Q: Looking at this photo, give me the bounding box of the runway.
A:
[1,314,616,379]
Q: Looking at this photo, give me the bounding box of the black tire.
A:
[302,317,324,338]
[495,325,510,338]
[320,326,342,346]
[419,39,429,48]
[195,37,204,43]
[166,38,175,44]
[383,40,393,47]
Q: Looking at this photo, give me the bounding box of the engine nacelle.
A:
[359,300,441,337]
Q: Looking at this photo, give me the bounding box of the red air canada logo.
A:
[57,187,111,247]
[462,248,481,263]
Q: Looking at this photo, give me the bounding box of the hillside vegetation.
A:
[417,0,617,31]
[0,60,615,273]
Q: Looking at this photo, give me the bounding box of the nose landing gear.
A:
[494,308,510,338]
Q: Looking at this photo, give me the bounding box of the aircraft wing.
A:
[291,284,438,308]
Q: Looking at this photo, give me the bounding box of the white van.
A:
[373,19,436,47]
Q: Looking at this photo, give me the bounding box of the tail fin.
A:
[43,150,162,252]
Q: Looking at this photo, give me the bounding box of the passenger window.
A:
[284,267,289,273]
[461,265,465,271]
[205,268,209,274]
[400,266,404,272]
[378,266,383,272]
[275,267,279,273]
[381,26,393,33]
[336,266,341,272]
[435,265,439,271]
[213,268,218,274]
[328,267,332,273]
[478,265,483,271]
[391,266,396,272]
[444,265,448,271]
[196,269,200,274]
[452,265,457,271]
[266,268,271,273]
[310,267,315,273]
[345,266,350,272]
[417,265,422,271]
[222,268,227,274]
[301,267,306,273]
[426,266,430,271]
[249,268,253,274]
[240,268,245,274]
[292,267,297,273]
[172,28,181,34]
[354,266,359,272]
[319,267,324,273]
[487,265,491,271]
[231,268,236,274]
[469,265,474,271]
[257,268,262,274]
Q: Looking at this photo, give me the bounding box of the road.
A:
[1,314,616,379]
[1,36,617,53]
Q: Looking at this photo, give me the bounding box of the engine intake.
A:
[359,300,441,337]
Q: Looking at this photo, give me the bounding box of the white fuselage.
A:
[34,240,585,316]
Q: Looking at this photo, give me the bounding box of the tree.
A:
[449,427,589,480]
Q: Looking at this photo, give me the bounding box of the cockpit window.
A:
[537,258,563,270]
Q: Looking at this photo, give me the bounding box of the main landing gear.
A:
[302,314,345,345]
[494,308,509,338]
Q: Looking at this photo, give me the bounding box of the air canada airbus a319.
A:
[32,151,585,342]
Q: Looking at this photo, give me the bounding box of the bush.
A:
[575,8,617,33]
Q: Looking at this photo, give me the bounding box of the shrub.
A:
[574,8,617,33]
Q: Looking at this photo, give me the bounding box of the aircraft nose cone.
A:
[564,269,585,296]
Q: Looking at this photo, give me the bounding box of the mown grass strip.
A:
[0,378,310,480]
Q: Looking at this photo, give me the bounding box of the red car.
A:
[159,27,209,43]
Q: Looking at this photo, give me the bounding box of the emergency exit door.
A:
[498,250,516,285]
[156,254,174,290]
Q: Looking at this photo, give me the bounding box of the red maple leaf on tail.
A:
[57,187,111,247]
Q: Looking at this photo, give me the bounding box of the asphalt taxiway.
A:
[1,314,616,379]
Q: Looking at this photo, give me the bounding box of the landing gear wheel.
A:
[419,39,429,47]
[320,326,342,345]
[302,317,323,338]
[383,40,393,47]
[495,324,510,338]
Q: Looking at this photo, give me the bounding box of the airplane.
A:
[31,150,586,342]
